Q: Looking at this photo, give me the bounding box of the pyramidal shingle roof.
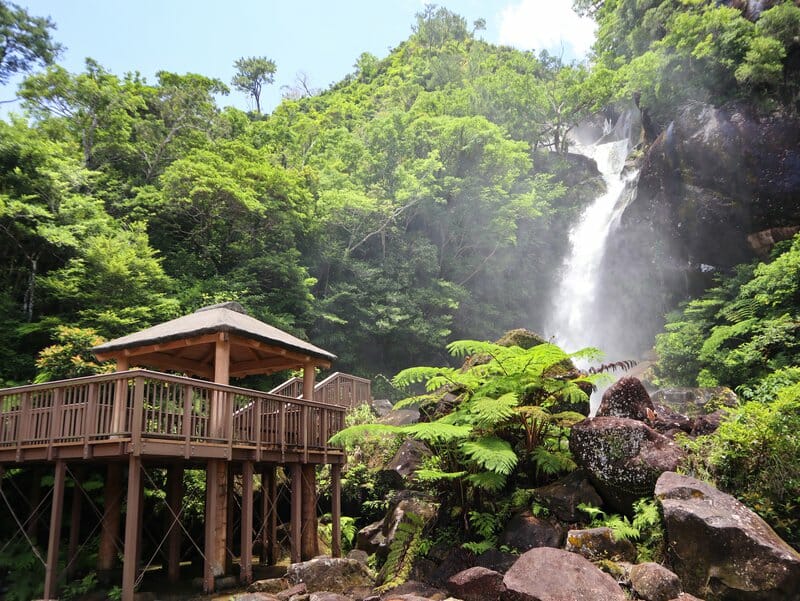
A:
[92,302,336,362]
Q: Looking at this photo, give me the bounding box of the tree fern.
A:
[466,470,507,491]
[404,422,472,442]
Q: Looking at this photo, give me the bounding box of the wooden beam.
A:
[122,456,142,601]
[228,356,305,378]
[44,460,66,600]
[331,463,342,558]
[130,352,213,378]
[166,464,183,584]
[261,466,277,565]
[225,464,235,576]
[230,335,332,370]
[93,333,219,362]
[98,463,123,582]
[300,464,318,560]
[290,463,302,563]
[240,461,254,584]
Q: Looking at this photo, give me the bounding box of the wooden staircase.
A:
[270,371,372,409]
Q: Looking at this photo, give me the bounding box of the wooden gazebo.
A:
[0,302,355,600]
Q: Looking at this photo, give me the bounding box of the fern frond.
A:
[549,410,589,427]
[414,468,467,481]
[461,436,518,475]
[328,423,400,447]
[462,540,496,554]
[466,470,507,491]
[447,339,507,358]
[392,393,437,410]
[531,446,576,475]
[469,392,518,427]
[403,422,472,442]
[392,366,460,390]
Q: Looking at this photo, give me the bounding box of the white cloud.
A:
[498,0,597,59]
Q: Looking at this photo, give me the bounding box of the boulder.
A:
[427,547,477,587]
[689,409,728,437]
[565,527,637,562]
[347,549,370,565]
[597,377,655,421]
[570,417,685,513]
[503,547,626,600]
[286,557,375,594]
[384,439,432,478]
[379,580,448,600]
[372,399,394,417]
[629,562,682,601]
[379,409,420,426]
[650,388,737,418]
[498,510,565,552]
[356,519,386,554]
[475,548,517,573]
[233,594,281,601]
[447,566,506,601]
[277,583,307,601]
[309,594,351,601]
[378,491,438,559]
[532,469,604,522]
[656,472,800,600]
[249,578,290,593]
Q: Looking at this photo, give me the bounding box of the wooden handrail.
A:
[0,370,345,458]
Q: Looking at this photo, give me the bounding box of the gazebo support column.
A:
[98,463,123,582]
[331,463,342,558]
[240,461,254,583]
[225,465,235,575]
[204,460,228,591]
[166,464,183,584]
[301,464,318,560]
[261,465,277,565]
[27,467,42,540]
[43,459,66,600]
[122,456,142,601]
[111,356,129,433]
[290,463,302,563]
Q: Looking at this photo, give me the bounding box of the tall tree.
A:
[0,0,61,84]
[231,55,276,114]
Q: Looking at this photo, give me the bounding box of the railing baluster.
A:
[131,377,144,455]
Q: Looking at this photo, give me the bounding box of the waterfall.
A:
[547,114,640,410]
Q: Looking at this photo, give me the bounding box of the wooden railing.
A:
[0,370,345,460]
[269,372,372,409]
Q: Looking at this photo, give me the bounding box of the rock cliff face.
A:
[594,102,800,356]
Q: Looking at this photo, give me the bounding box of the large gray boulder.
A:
[532,469,603,522]
[285,556,375,594]
[502,547,626,600]
[498,510,565,552]
[565,527,637,562]
[597,377,655,421]
[570,417,684,513]
[650,388,737,418]
[447,566,506,601]
[656,472,800,600]
[630,562,682,601]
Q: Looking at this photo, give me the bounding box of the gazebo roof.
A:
[92,302,335,378]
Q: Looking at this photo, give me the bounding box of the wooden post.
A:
[43,460,66,600]
[300,464,318,560]
[225,464,235,575]
[290,463,302,563]
[67,468,84,579]
[261,466,277,565]
[122,456,142,601]
[302,363,315,403]
[166,464,183,584]
[111,356,129,434]
[240,461,254,584]
[204,460,227,591]
[98,463,123,582]
[331,463,342,558]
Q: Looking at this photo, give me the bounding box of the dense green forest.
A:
[2,1,799,387]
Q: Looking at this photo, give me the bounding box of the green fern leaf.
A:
[461,436,518,475]
[466,470,507,491]
[403,422,472,442]
[469,392,518,426]
[328,423,400,447]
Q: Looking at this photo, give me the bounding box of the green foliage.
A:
[34,325,112,382]
[376,511,426,593]
[0,0,61,84]
[579,499,665,561]
[231,56,276,114]
[655,235,800,389]
[318,514,358,554]
[680,377,800,547]
[0,539,44,601]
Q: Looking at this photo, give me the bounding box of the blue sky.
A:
[2,0,596,115]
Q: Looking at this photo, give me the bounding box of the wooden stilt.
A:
[44,460,66,600]
[204,459,227,591]
[290,463,302,563]
[166,464,183,584]
[240,461,254,583]
[331,463,342,558]
[301,464,318,560]
[98,463,123,582]
[67,468,84,579]
[122,456,142,601]
[225,464,235,575]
